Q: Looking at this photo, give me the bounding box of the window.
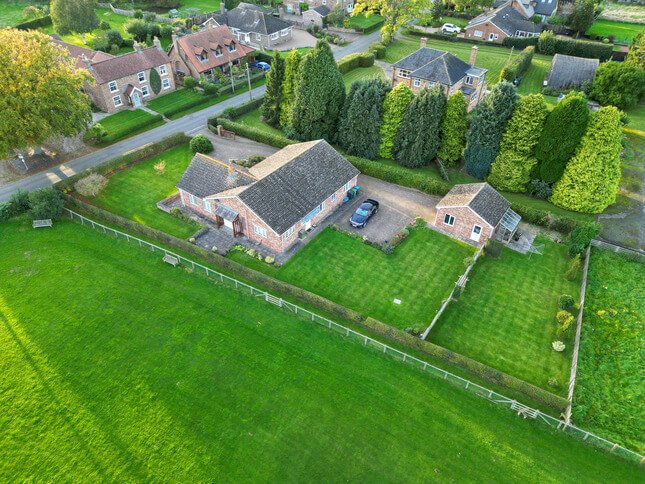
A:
[331,193,336,203]
[319,201,326,212]
[112,95,122,107]
[398,69,410,79]
[108,81,118,92]
[141,85,149,97]
[474,30,483,38]
[473,225,481,234]
[162,78,171,89]
[413,79,421,88]
[198,52,208,62]
[488,33,498,41]
[159,65,167,76]
[322,0,326,4]
[189,194,196,205]
[204,200,212,212]
[227,43,236,52]
[254,224,267,238]
[270,32,279,40]
[465,76,474,85]
[256,33,261,41]
[281,28,289,36]
[443,213,455,226]
[214,48,223,57]
[138,71,145,83]
[470,91,478,103]
[283,225,295,239]
[344,181,352,192]
[347,3,353,13]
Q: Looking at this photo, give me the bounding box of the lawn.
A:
[342,65,386,88]
[347,13,384,30]
[1,217,642,480]
[94,109,165,145]
[429,237,579,392]
[587,19,644,43]
[598,1,645,23]
[229,227,475,331]
[574,249,645,454]
[89,143,201,238]
[175,0,221,15]
[0,0,47,27]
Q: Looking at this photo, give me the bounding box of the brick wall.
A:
[464,22,507,43]
[433,206,494,247]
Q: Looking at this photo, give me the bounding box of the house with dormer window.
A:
[168,24,255,82]
[391,38,488,111]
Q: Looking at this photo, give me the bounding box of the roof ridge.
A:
[197,153,257,180]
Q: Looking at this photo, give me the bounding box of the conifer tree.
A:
[260,52,285,127]
[279,49,303,128]
[438,91,468,166]
[291,40,345,141]
[378,83,414,159]
[534,91,589,184]
[463,81,517,179]
[487,94,548,192]
[551,106,623,213]
[394,85,446,168]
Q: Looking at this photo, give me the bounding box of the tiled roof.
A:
[208,6,291,35]
[176,153,256,198]
[174,25,254,74]
[88,46,171,84]
[547,54,599,89]
[394,47,487,86]
[312,5,331,15]
[437,183,511,227]
[534,0,558,16]
[49,35,113,70]
[468,4,541,36]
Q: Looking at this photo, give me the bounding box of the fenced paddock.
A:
[64,208,644,466]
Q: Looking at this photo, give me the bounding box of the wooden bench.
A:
[33,219,53,229]
[163,254,179,267]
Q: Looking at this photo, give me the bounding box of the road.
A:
[0,31,381,202]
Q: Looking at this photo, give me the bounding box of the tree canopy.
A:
[591,61,645,110]
[438,91,468,166]
[261,52,286,127]
[625,30,644,69]
[280,49,303,128]
[51,0,99,37]
[0,29,92,158]
[568,0,595,36]
[352,0,425,43]
[379,83,414,159]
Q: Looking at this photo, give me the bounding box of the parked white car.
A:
[441,23,461,34]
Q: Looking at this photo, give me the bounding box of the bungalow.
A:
[464,1,541,43]
[545,54,599,90]
[200,4,293,48]
[168,25,254,82]
[303,5,331,28]
[434,183,521,247]
[392,38,488,111]
[54,37,176,113]
[176,140,360,253]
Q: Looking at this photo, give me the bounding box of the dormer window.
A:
[465,76,475,85]
[398,69,410,79]
[198,51,208,62]
[214,48,222,57]
[227,43,236,53]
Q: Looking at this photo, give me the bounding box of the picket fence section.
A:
[65,208,644,466]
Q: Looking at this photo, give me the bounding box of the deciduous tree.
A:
[591,61,645,110]
[0,29,92,158]
[261,52,286,127]
[568,0,595,37]
[352,0,424,43]
[280,49,303,128]
[51,0,99,43]
[379,83,414,159]
[487,94,548,192]
[438,91,468,166]
[550,106,623,213]
[534,91,589,184]
[463,81,517,179]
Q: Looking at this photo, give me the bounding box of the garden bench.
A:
[163,254,179,267]
[32,219,53,229]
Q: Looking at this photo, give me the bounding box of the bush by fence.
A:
[221,97,265,120]
[337,52,376,74]
[15,15,52,30]
[57,133,190,191]
[499,46,535,82]
[368,41,387,59]
[208,117,296,148]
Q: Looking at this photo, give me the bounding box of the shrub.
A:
[147,23,161,39]
[568,222,601,256]
[154,160,166,174]
[29,188,63,220]
[202,82,218,95]
[537,30,613,60]
[84,123,107,143]
[557,315,574,336]
[484,240,503,259]
[190,135,214,154]
[160,24,173,39]
[265,256,275,264]
[381,241,395,254]
[556,309,573,325]
[552,341,565,352]
[590,62,645,110]
[106,29,123,47]
[133,9,144,19]
[499,46,535,83]
[183,76,197,89]
[565,254,582,281]
[336,52,375,74]
[74,173,108,197]
[558,294,575,310]
[143,12,157,22]
[368,41,386,59]
[548,377,559,389]
[527,179,552,199]
[0,189,30,222]
[99,20,110,30]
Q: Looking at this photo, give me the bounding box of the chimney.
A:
[81,53,93,71]
[419,37,427,49]
[220,2,226,14]
[469,45,478,66]
[279,6,285,18]
[153,36,162,51]
[134,41,143,54]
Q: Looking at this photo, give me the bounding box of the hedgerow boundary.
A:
[63,207,644,466]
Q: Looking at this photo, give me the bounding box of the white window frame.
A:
[322,0,327,4]
[141,85,150,97]
[204,200,212,212]
[270,32,279,40]
[443,213,455,226]
[283,225,295,239]
[474,30,483,38]
[344,181,352,192]
[108,81,118,93]
[331,193,337,203]
[281,28,289,37]
[189,194,196,205]
[471,91,479,103]
[162,78,171,90]
[137,71,146,83]
[413,78,421,88]
[112,95,122,107]
[254,224,268,238]
[227,44,236,52]
[256,32,261,41]
[214,48,223,57]
[465,76,474,85]
[398,69,410,79]
[159,65,167,76]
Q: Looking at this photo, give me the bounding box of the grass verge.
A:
[95,109,165,145]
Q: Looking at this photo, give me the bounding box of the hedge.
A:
[502,37,539,49]
[161,95,218,119]
[404,27,511,49]
[359,317,569,412]
[368,41,387,59]
[361,19,385,35]
[15,15,52,29]
[57,132,190,191]
[220,97,264,120]
[101,113,164,143]
[538,31,613,61]
[208,117,296,148]
[499,46,535,82]
[337,52,376,74]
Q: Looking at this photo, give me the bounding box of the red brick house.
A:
[464,1,541,43]
[434,183,521,247]
[177,140,359,253]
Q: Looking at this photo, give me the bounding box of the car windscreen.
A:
[356,208,370,216]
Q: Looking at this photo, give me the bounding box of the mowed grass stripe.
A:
[0,218,641,481]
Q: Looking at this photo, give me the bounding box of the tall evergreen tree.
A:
[378,83,414,159]
[394,85,446,168]
[438,91,468,166]
[279,49,303,128]
[568,0,595,37]
[463,81,517,179]
[337,79,389,159]
[487,94,548,192]
[291,41,345,141]
[551,106,623,213]
[51,0,98,43]
[260,52,285,127]
[535,91,589,184]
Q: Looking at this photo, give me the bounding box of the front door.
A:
[470,225,482,242]
[132,92,141,107]
[224,219,233,229]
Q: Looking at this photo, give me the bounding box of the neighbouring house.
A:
[392,38,488,111]
[168,25,255,82]
[50,34,114,67]
[434,183,521,247]
[53,37,176,113]
[534,0,559,22]
[464,1,542,43]
[283,0,352,16]
[176,140,360,253]
[545,54,599,90]
[303,5,331,28]
[200,3,293,48]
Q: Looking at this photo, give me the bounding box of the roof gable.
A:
[437,183,510,226]
[176,25,254,73]
[547,54,599,89]
[177,153,255,198]
[395,47,484,86]
[89,46,170,84]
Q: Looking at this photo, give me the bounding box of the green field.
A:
[175,0,221,15]
[0,0,47,27]
[88,143,201,238]
[1,217,641,480]
[430,237,579,392]
[342,65,386,88]
[347,13,384,30]
[587,19,644,43]
[94,108,165,145]
[229,227,474,331]
[574,249,645,453]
